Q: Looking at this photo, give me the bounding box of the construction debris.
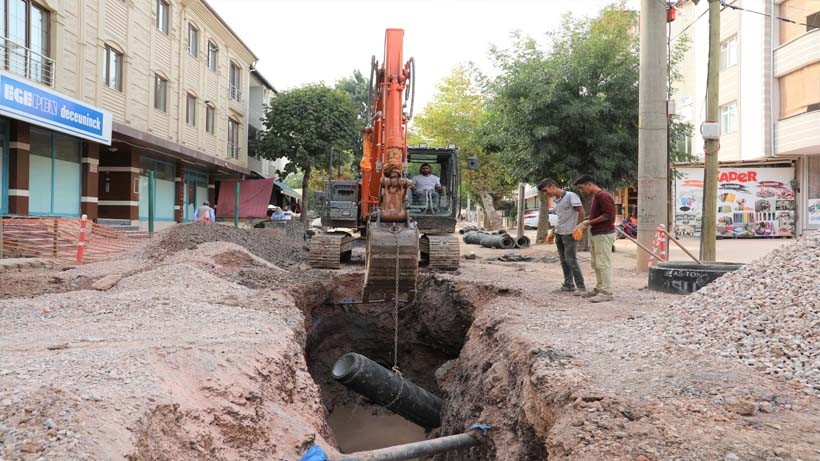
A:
[656,232,820,394]
[143,222,308,269]
[91,274,122,291]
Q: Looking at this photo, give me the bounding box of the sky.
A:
[208,0,640,112]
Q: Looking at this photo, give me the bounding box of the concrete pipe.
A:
[337,432,480,461]
[515,235,530,248]
[332,352,443,429]
[463,231,488,245]
[479,234,516,250]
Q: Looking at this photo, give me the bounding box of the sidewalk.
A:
[0,258,50,271]
[615,235,791,264]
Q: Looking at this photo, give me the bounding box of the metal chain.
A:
[392,225,401,373]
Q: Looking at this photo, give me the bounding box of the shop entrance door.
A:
[183,172,209,221]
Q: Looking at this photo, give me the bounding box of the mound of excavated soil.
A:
[657,232,820,394]
[143,223,308,268]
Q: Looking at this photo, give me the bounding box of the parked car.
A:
[523,209,558,229]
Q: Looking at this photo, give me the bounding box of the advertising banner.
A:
[0,71,112,144]
[674,167,795,238]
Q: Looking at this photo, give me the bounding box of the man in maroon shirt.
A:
[574,175,616,303]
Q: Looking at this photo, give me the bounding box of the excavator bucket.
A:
[363,221,419,303]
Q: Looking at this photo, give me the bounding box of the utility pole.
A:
[516,183,525,238]
[637,0,669,272]
[700,0,721,261]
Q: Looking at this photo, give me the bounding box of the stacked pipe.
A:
[463,230,528,249]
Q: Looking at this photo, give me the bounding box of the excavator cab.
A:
[406,146,459,234]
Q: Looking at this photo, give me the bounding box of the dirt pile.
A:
[142,222,308,268]
[657,232,820,394]
[0,243,333,461]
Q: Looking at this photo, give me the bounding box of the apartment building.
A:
[672,0,820,236]
[0,0,257,229]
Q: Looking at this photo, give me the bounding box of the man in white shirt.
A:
[194,201,215,222]
[410,163,443,206]
[281,204,293,221]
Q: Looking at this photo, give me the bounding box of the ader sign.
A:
[718,171,757,183]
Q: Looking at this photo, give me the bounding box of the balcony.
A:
[774,28,820,77]
[0,36,55,87]
[227,143,241,159]
[776,110,820,156]
[228,84,243,104]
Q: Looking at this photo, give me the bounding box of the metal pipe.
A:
[615,227,666,262]
[479,234,516,250]
[658,228,702,264]
[337,432,480,461]
[332,352,443,429]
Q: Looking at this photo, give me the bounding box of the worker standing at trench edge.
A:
[538,178,586,295]
[574,175,616,303]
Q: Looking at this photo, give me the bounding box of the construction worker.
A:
[574,175,616,303]
[538,178,586,294]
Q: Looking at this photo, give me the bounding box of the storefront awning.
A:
[216,178,274,218]
[275,180,301,199]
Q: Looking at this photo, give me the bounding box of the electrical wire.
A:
[671,7,709,42]
[719,0,818,29]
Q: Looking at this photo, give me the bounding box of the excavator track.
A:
[420,234,460,270]
[363,222,419,302]
[309,232,354,269]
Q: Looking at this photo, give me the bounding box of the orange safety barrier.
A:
[1,215,151,264]
[649,224,668,266]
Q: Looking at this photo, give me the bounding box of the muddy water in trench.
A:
[328,404,426,453]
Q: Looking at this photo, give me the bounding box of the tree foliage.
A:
[258,84,358,219]
[413,66,516,227]
[335,70,371,168]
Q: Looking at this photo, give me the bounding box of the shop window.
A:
[808,157,820,228]
[139,158,176,221]
[28,129,81,216]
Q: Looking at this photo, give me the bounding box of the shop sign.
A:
[808,199,820,226]
[0,71,112,144]
[674,167,795,238]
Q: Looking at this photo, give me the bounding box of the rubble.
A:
[142,222,308,268]
[656,232,820,394]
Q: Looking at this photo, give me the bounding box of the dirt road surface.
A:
[0,224,817,460]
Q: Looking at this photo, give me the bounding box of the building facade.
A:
[0,0,257,230]
[672,0,820,235]
[247,70,287,179]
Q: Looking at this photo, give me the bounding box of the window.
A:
[103,45,123,91]
[156,0,169,34]
[720,36,737,70]
[153,75,167,112]
[187,22,199,57]
[186,94,196,126]
[29,129,81,216]
[779,62,820,118]
[2,0,52,85]
[808,12,820,33]
[229,61,241,101]
[227,118,239,158]
[720,102,737,135]
[205,105,215,134]
[207,41,218,72]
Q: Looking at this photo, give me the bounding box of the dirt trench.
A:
[300,272,564,459]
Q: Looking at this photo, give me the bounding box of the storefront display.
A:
[674,166,795,238]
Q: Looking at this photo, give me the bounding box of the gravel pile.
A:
[142,222,307,268]
[657,232,820,394]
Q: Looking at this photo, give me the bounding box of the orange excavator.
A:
[310,29,464,302]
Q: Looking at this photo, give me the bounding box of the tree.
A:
[259,84,358,221]
[413,66,516,229]
[335,70,371,169]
